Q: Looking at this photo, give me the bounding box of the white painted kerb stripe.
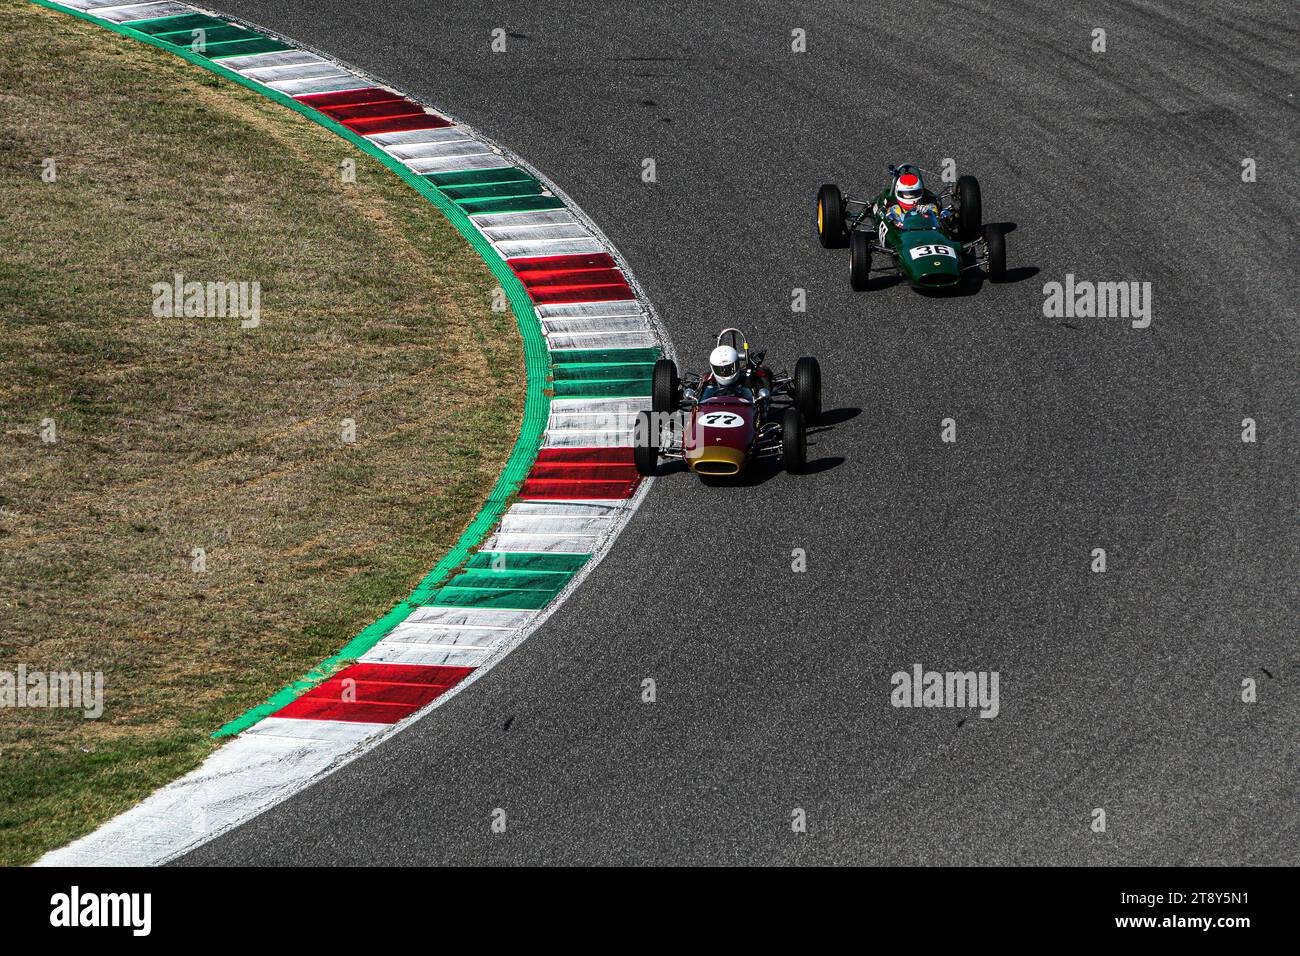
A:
[219,49,321,71]
[97,2,192,21]
[243,717,385,744]
[38,733,359,866]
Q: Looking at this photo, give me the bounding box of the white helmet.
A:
[709,345,740,386]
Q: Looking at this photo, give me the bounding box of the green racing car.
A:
[816,163,1006,291]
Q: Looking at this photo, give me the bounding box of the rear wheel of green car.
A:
[817,183,846,248]
[956,174,982,241]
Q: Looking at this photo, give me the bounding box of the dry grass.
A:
[0,0,522,864]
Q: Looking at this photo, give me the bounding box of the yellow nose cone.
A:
[688,445,745,476]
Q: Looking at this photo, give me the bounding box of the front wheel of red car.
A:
[781,408,806,473]
[633,410,659,476]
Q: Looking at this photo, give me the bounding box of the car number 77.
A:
[701,412,742,427]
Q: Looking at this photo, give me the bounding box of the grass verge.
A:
[0,0,523,865]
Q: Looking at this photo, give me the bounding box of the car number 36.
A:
[699,412,744,428]
[909,244,956,259]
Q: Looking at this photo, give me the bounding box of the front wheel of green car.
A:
[983,225,1006,282]
[849,230,872,291]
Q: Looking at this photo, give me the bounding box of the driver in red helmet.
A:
[880,170,952,228]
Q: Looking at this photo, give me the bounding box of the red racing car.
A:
[633,328,821,478]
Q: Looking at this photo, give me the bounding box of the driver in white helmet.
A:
[697,344,770,404]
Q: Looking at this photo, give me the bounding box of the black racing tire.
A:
[817,183,846,248]
[849,229,872,291]
[982,224,1006,282]
[633,410,659,476]
[955,174,982,241]
[651,358,679,414]
[793,356,822,423]
[781,408,807,473]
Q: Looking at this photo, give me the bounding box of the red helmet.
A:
[894,172,923,209]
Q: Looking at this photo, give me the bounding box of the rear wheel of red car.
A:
[955,174,982,241]
[782,408,806,473]
[849,230,872,291]
[652,358,679,414]
[633,410,659,476]
[794,357,821,423]
[817,183,846,248]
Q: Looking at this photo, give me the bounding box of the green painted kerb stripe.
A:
[467,551,589,573]
[427,168,528,189]
[457,195,567,216]
[26,0,556,738]
[552,347,662,365]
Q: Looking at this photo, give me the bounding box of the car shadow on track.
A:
[658,407,858,488]
[863,273,909,293]
[998,265,1041,283]
[810,406,859,429]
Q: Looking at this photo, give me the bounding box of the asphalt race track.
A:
[181,0,1298,865]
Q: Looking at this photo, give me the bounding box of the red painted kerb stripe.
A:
[508,253,635,305]
[518,446,642,501]
[275,662,473,724]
